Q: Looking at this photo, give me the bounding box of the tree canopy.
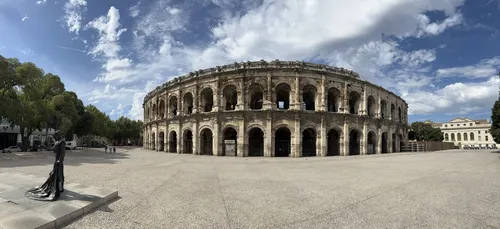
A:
[408,122,444,142]
[0,55,143,151]
[490,72,500,143]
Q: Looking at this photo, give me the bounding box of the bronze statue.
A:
[25,132,66,201]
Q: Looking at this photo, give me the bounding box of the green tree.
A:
[408,122,444,141]
[490,72,500,143]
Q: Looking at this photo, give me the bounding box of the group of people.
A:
[104,145,116,154]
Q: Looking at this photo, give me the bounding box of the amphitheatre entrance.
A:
[248,128,264,156]
[275,127,291,157]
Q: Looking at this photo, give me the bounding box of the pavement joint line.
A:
[211,157,232,229]
[118,161,184,221]
[275,168,447,229]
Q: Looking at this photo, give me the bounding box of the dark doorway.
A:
[200,129,213,155]
[169,131,177,153]
[327,129,340,156]
[275,127,291,157]
[183,130,193,154]
[159,132,165,151]
[392,133,397,152]
[151,133,156,151]
[248,128,264,156]
[367,131,376,154]
[381,132,388,153]
[399,134,404,152]
[223,127,237,156]
[302,128,316,156]
[349,130,360,155]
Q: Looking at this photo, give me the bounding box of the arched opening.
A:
[201,88,214,112]
[463,133,468,141]
[451,133,455,141]
[152,104,157,119]
[183,92,194,114]
[381,132,388,154]
[169,131,177,153]
[391,104,396,120]
[158,132,165,151]
[275,127,291,157]
[183,130,193,154]
[248,128,264,157]
[398,107,402,121]
[223,85,238,111]
[380,100,387,119]
[249,84,264,110]
[276,83,291,110]
[349,130,361,155]
[367,96,375,118]
[327,129,340,156]
[470,133,474,141]
[392,133,397,152]
[223,127,237,156]
[445,133,449,141]
[200,129,213,155]
[151,132,156,150]
[145,107,149,121]
[302,85,316,111]
[169,96,178,116]
[349,91,361,114]
[327,87,340,112]
[159,100,165,118]
[367,131,376,154]
[399,134,404,151]
[302,128,316,156]
[457,133,462,141]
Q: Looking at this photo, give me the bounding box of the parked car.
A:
[2,146,21,153]
[65,141,77,150]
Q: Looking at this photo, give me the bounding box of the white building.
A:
[428,118,497,148]
[0,120,56,149]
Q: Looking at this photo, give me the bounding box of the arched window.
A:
[470,133,474,141]
[445,133,449,141]
[451,133,455,141]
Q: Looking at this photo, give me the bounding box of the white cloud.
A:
[416,13,463,37]
[20,49,34,56]
[36,0,47,5]
[64,0,87,34]
[21,16,29,22]
[129,1,141,18]
[437,57,500,79]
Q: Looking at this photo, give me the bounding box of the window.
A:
[479,136,481,141]
[486,136,489,141]
[486,130,489,134]
[478,131,480,134]
[444,124,447,127]
[470,123,473,126]
[451,124,454,126]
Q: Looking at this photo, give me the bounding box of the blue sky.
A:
[0,0,499,123]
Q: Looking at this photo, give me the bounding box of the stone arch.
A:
[200,87,214,112]
[327,128,341,156]
[169,95,178,116]
[223,127,237,156]
[222,84,238,111]
[445,133,449,141]
[302,84,317,111]
[302,128,317,156]
[380,100,388,119]
[158,131,165,151]
[248,127,264,157]
[367,131,377,154]
[381,132,388,153]
[159,100,165,118]
[367,95,376,118]
[275,127,291,157]
[398,107,402,121]
[152,103,157,119]
[349,91,361,114]
[169,131,177,153]
[183,92,194,114]
[349,129,361,155]
[200,128,213,155]
[249,83,264,110]
[182,129,193,154]
[327,87,341,112]
[276,82,291,110]
[246,124,267,137]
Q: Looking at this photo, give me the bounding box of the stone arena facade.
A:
[142,60,408,157]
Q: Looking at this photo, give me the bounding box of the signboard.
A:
[224,140,236,156]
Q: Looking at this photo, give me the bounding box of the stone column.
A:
[377,129,382,154]
[320,116,326,156]
[264,73,273,110]
[193,86,199,114]
[343,81,349,114]
[177,125,182,154]
[319,75,326,112]
[343,121,349,156]
[362,121,367,155]
[293,76,300,110]
[237,79,245,110]
[362,85,367,116]
[388,131,393,153]
[178,90,183,116]
[213,81,220,112]
[237,120,245,157]
[264,113,273,157]
[377,94,382,119]
[193,122,199,155]
[214,120,220,156]
[292,114,301,157]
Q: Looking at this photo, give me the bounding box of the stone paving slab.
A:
[0,172,118,229]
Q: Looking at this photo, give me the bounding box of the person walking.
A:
[104,145,108,154]
[113,146,116,154]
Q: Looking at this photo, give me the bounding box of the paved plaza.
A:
[0,148,499,228]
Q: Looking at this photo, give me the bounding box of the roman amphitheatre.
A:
[142,60,408,157]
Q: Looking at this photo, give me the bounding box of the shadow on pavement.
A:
[0,149,130,168]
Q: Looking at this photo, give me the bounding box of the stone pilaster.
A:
[362,121,367,155]
[320,116,326,156]
[237,120,245,157]
[343,81,349,114]
[265,113,273,157]
[319,75,326,112]
[377,129,382,154]
[343,121,349,156]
